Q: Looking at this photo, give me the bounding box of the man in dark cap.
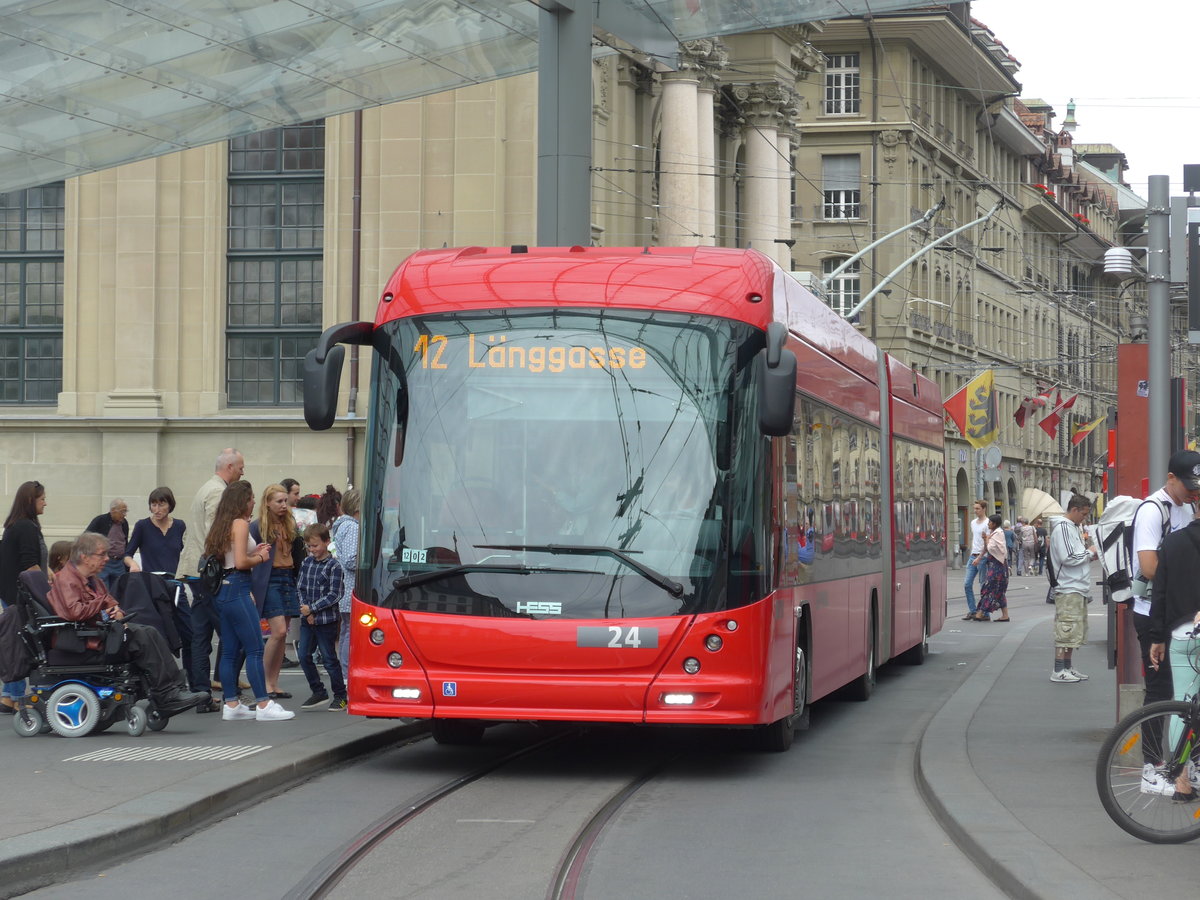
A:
[1130,450,1200,794]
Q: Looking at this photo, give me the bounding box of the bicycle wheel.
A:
[1096,700,1200,843]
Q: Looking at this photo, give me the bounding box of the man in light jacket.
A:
[1048,494,1098,684]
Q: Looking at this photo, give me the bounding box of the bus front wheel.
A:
[431,719,486,745]
[752,644,808,752]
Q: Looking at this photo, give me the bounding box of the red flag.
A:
[1038,392,1077,439]
[1014,385,1053,428]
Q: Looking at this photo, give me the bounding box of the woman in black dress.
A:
[0,481,48,712]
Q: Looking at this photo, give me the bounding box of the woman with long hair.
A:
[976,513,1011,623]
[205,480,294,721]
[0,481,47,712]
[250,484,303,699]
[315,485,342,527]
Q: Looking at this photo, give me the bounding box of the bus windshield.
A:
[359,309,769,619]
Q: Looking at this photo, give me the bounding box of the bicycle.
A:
[1096,646,1200,843]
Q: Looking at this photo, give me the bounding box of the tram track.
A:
[284,728,675,900]
[547,758,673,900]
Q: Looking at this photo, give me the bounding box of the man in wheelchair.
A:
[47,533,209,716]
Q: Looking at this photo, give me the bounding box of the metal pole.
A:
[843,200,1003,320]
[1148,175,1170,485]
[537,0,594,247]
[821,199,944,287]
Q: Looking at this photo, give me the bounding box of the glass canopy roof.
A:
[0,0,925,193]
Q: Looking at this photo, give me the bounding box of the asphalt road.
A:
[22,614,1009,900]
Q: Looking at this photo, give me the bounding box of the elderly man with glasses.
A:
[47,532,209,715]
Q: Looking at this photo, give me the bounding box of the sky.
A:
[971,0,1199,196]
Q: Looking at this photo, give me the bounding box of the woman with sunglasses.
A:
[0,481,48,712]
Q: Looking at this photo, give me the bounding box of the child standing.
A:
[296,524,347,710]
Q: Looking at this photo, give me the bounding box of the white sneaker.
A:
[1049,670,1081,683]
[1142,763,1175,796]
[256,699,296,722]
[1068,668,1089,681]
[222,702,256,721]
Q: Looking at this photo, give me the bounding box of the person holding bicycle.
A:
[1147,505,1200,801]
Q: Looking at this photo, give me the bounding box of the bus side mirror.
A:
[304,344,345,431]
[757,322,796,437]
[303,320,374,431]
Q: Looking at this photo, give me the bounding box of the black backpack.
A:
[1044,522,1063,601]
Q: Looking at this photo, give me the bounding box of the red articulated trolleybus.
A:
[304,246,946,751]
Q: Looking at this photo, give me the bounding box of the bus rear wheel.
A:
[431,719,486,745]
[845,615,876,702]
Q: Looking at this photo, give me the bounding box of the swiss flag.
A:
[1014,385,1054,428]
[1038,392,1078,439]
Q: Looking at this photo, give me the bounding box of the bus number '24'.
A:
[610,626,641,648]
[414,334,447,369]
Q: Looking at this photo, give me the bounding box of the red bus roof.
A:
[376,246,778,327]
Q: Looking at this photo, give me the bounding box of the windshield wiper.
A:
[392,563,536,592]
[476,544,684,597]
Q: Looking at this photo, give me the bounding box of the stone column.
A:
[689,39,727,247]
[732,82,795,265]
[658,70,701,245]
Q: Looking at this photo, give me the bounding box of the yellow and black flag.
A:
[943,370,997,449]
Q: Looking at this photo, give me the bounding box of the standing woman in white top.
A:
[962,499,989,620]
[203,480,294,722]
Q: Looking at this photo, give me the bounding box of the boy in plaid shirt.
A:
[297,523,347,709]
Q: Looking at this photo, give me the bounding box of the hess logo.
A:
[516,601,562,615]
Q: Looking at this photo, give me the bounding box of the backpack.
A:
[1092,495,1170,605]
[1044,519,1072,600]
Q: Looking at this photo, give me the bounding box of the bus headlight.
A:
[370,629,386,645]
[682,657,701,675]
[704,634,723,652]
[387,652,404,668]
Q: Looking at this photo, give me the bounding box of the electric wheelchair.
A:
[10,570,175,738]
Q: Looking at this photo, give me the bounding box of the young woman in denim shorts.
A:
[251,484,304,700]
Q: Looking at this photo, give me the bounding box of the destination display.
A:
[413,333,648,373]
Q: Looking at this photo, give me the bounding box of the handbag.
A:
[198,554,225,597]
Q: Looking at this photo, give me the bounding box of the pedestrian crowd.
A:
[957,447,1200,798]
[961,502,1046,625]
[0,449,361,724]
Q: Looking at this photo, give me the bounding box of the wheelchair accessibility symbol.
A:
[442,682,457,697]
